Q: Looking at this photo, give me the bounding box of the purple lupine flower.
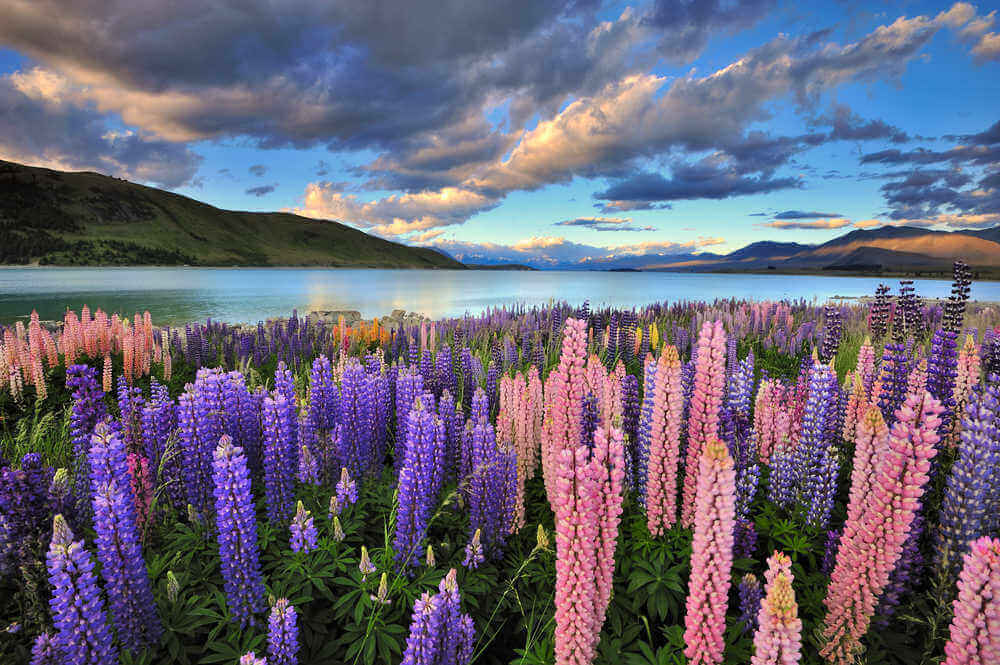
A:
[437,390,460,480]
[290,501,318,554]
[359,545,376,581]
[435,345,455,399]
[0,453,53,575]
[140,378,174,475]
[767,444,797,510]
[637,355,657,504]
[263,393,297,526]
[727,351,755,423]
[338,360,379,480]
[212,436,265,628]
[878,341,909,425]
[935,376,1000,579]
[66,364,107,512]
[462,528,484,570]
[927,327,960,432]
[30,631,59,665]
[459,348,477,415]
[308,355,338,433]
[790,363,839,529]
[89,425,161,650]
[485,362,499,416]
[621,373,640,489]
[116,375,145,456]
[464,417,516,561]
[876,510,925,627]
[297,444,319,485]
[336,467,358,507]
[267,598,299,665]
[421,349,437,396]
[469,387,489,425]
[737,573,763,634]
[822,529,841,575]
[394,401,447,570]
[177,369,230,515]
[820,305,843,363]
[400,569,476,665]
[46,515,118,665]
[396,367,425,468]
[869,283,892,341]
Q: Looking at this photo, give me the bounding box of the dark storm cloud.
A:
[0,73,201,188]
[644,0,777,62]
[248,164,267,177]
[819,104,910,143]
[595,165,800,207]
[245,184,276,197]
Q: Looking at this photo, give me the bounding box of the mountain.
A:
[648,225,1000,277]
[0,160,463,268]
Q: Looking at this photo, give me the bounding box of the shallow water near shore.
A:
[2,266,998,326]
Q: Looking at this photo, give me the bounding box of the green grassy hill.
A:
[0,160,464,268]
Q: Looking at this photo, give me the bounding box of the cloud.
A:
[292,182,499,236]
[0,69,201,188]
[860,118,999,225]
[245,184,276,197]
[248,164,267,177]
[761,218,853,230]
[554,216,656,232]
[772,210,845,219]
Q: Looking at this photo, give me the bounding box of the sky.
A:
[0,1,998,267]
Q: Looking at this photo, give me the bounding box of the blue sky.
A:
[1,1,997,266]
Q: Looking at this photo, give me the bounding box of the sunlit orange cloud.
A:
[761,218,852,230]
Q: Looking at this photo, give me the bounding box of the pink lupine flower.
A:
[751,551,802,665]
[542,318,588,506]
[841,374,868,444]
[553,424,625,665]
[683,438,736,665]
[645,345,684,536]
[906,357,928,397]
[680,320,727,528]
[942,536,1000,665]
[844,407,889,531]
[754,379,777,464]
[948,334,981,448]
[821,390,943,665]
[127,453,154,535]
[855,338,877,397]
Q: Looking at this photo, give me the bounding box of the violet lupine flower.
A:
[486,363,499,416]
[820,305,843,364]
[437,390,460,480]
[263,394,297,526]
[177,370,227,515]
[877,341,909,426]
[289,501,318,553]
[336,467,359,507]
[636,355,657,505]
[436,344,455,399]
[30,631,59,665]
[89,426,161,650]
[942,536,1000,665]
[462,528,484,570]
[738,574,763,634]
[469,387,489,424]
[0,453,53,575]
[141,378,175,487]
[792,364,839,530]
[308,355,338,434]
[46,515,118,665]
[620,373,640,487]
[927,327,960,432]
[579,393,599,448]
[339,360,380,480]
[212,436,265,628]
[869,283,892,341]
[943,260,972,333]
[267,598,299,665]
[400,569,476,665]
[822,530,841,575]
[394,402,447,570]
[465,417,517,561]
[396,367,424,466]
[297,445,319,485]
[66,364,107,511]
[935,376,1000,580]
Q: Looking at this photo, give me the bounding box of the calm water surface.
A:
[2,267,998,326]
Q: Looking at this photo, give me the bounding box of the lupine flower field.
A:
[2,263,1000,665]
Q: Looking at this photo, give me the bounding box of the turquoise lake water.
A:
[1,267,997,326]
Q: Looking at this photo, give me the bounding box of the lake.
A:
[2,267,998,326]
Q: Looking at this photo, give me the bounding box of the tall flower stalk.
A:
[751,551,802,665]
[644,345,683,536]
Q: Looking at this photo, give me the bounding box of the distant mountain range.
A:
[0,160,462,268]
[1,159,996,276]
[635,225,1000,278]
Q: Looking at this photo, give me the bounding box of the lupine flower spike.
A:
[942,536,1000,665]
